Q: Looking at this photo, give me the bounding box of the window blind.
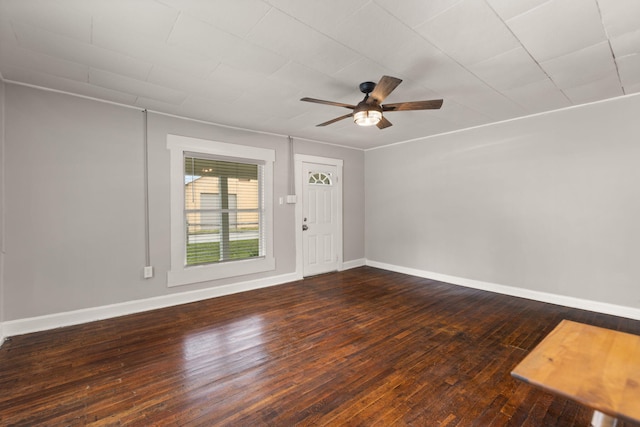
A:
[184,155,264,266]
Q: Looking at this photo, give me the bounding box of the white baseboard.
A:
[366,260,640,321]
[2,260,365,340]
[6,261,638,341]
[3,272,300,338]
[341,258,366,270]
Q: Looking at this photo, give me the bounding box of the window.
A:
[185,157,258,265]
[308,172,333,185]
[168,135,275,287]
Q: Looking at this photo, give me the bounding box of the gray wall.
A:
[3,84,364,320]
[366,93,640,309]
[6,80,639,322]
[0,79,5,340]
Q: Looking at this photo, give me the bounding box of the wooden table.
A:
[511,319,640,427]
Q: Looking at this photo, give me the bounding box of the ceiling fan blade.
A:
[301,97,355,109]
[376,116,393,129]
[317,113,353,127]
[382,99,443,111]
[368,76,402,104]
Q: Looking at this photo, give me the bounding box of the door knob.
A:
[302,224,308,231]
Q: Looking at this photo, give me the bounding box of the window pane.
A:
[184,156,262,266]
[308,172,332,185]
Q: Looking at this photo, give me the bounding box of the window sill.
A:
[167,256,276,287]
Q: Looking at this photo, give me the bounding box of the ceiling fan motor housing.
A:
[359,81,376,94]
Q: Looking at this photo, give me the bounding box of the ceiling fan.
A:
[300,75,443,129]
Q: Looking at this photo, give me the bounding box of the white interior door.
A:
[302,162,339,276]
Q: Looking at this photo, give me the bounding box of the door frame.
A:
[294,154,343,277]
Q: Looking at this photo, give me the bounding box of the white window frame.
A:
[167,134,275,287]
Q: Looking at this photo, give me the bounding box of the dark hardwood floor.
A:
[2,267,639,426]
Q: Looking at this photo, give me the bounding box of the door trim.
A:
[294,154,343,277]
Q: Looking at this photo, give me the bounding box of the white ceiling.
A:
[1,0,639,149]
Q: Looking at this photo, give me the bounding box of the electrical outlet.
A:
[143,266,154,279]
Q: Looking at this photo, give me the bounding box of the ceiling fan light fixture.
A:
[353,102,382,126]
[354,109,382,126]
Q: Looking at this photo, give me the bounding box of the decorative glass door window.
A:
[308,172,333,185]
